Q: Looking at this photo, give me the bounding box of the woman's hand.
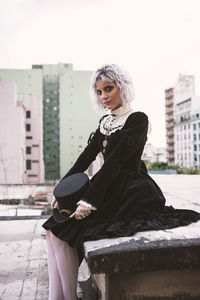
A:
[71,201,97,220]
[74,204,92,220]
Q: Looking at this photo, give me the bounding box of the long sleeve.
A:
[61,127,100,180]
[83,112,148,208]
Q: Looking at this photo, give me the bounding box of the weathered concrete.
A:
[0,219,95,300]
[108,269,200,300]
[0,219,48,300]
[85,220,200,300]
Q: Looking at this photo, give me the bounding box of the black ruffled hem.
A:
[76,206,200,246]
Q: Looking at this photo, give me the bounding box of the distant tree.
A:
[147,161,200,174]
[147,161,169,171]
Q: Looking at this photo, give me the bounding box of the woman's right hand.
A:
[51,196,57,208]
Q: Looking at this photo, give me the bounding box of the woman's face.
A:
[95,79,122,111]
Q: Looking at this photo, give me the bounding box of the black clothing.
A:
[43,112,200,253]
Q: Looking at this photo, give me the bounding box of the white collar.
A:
[109,102,133,117]
[100,102,134,135]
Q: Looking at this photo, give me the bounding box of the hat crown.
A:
[52,173,90,223]
[54,173,89,199]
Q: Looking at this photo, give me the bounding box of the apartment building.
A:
[165,87,175,164]
[0,69,44,184]
[165,74,198,168]
[192,108,200,169]
[59,69,100,178]
[0,82,25,184]
[174,96,200,169]
[32,63,98,180]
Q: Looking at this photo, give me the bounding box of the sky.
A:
[0,0,200,147]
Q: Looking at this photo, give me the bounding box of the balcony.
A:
[175,116,191,125]
[165,107,173,114]
[165,99,173,106]
[166,123,174,129]
[167,154,174,161]
[166,116,174,122]
[166,132,174,138]
[166,146,174,151]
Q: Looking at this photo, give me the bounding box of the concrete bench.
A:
[77,175,200,300]
[81,220,200,300]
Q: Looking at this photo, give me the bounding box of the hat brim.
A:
[53,208,71,223]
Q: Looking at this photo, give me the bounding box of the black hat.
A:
[52,173,90,223]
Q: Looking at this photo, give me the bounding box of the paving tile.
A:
[20,278,37,300]
[1,280,23,300]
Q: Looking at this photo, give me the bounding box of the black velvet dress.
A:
[43,111,200,258]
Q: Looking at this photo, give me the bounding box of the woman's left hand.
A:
[71,203,96,220]
[75,204,92,220]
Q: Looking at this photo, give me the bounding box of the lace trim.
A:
[100,109,134,135]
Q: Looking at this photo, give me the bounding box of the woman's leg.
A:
[46,230,64,300]
[50,231,79,300]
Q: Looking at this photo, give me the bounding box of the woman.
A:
[43,64,200,300]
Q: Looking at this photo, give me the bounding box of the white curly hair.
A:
[90,64,134,112]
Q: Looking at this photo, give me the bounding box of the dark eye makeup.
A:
[96,85,114,95]
[105,86,113,92]
[96,90,102,95]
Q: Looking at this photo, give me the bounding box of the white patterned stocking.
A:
[46,230,79,300]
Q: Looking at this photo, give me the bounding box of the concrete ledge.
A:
[84,221,200,300]
[86,237,200,274]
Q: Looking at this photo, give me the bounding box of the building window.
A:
[26,124,31,132]
[26,147,31,154]
[194,134,197,141]
[26,111,31,118]
[28,174,37,177]
[26,160,32,170]
[32,160,39,163]
[194,145,197,151]
[32,144,39,147]
[193,124,196,130]
[26,136,32,140]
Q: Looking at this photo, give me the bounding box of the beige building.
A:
[59,69,100,178]
[23,94,44,183]
[0,82,25,184]
[0,68,44,184]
